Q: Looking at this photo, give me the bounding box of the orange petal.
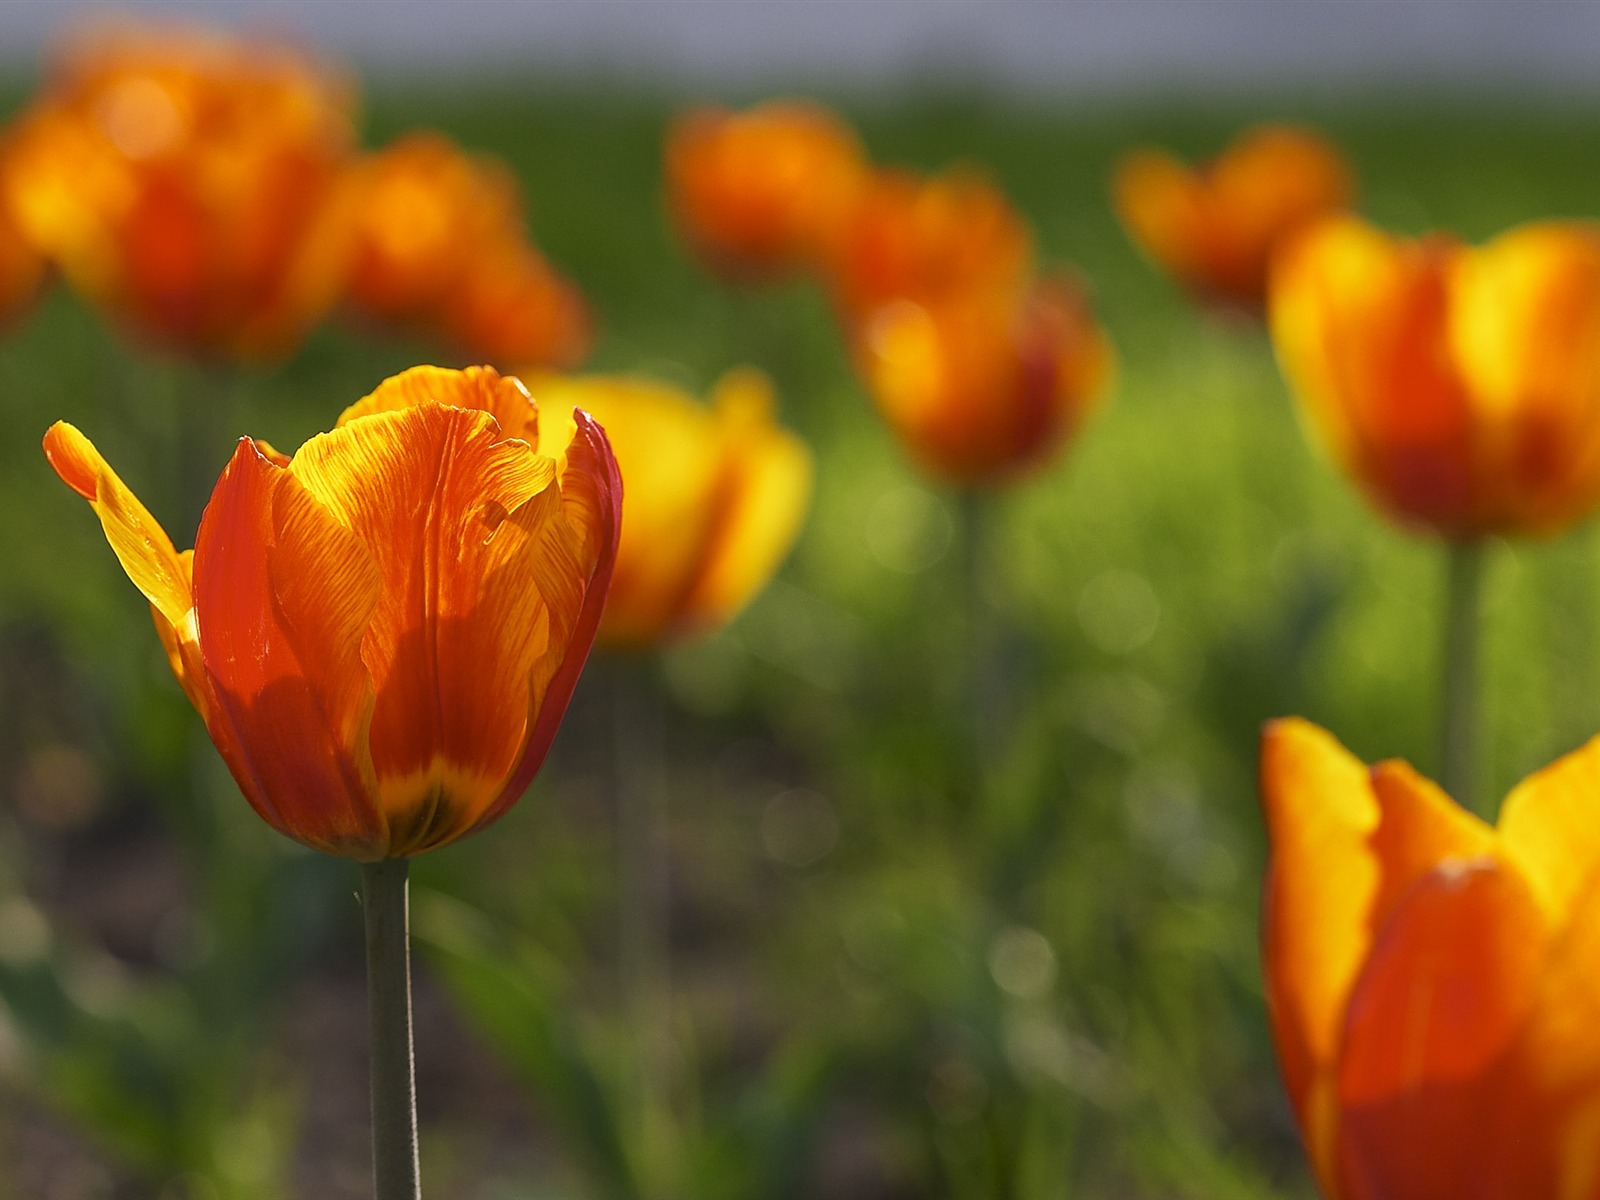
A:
[1448,221,1600,534]
[1111,148,1209,289]
[193,438,385,858]
[478,406,621,831]
[1335,858,1552,1200]
[1259,718,1382,1187]
[681,368,812,631]
[1497,734,1600,925]
[1366,758,1494,932]
[1271,217,1478,533]
[287,402,558,845]
[43,421,191,628]
[333,363,539,442]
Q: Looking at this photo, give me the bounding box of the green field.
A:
[3,78,1600,1198]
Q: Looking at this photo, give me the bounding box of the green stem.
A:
[614,669,673,1197]
[1440,539,1488,816]
[960,490,995,804]
[362,858,421,1200]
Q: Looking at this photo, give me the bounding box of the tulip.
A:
[43,364,620,860]
[526,367,809,648]
[4,21,357,359]
[1260,716,1600,1200]
[828,165,1033,327]
[665,99,868,283]
[0,146,46,333]
[1272,215,1600,539]
[343,132,590,368]
[854,274,1113,486]
[1113,123,1353,309]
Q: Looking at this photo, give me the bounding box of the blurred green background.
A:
[4,72,1600,1199]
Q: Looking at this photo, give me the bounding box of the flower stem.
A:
[1440,538,1488,816]
[362,857,421,1200]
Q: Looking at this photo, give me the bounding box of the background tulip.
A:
[828,165,1033,328]
[4,21,357,359]
[665,99,867,283]
[344,132,591,368]
[1273,215,1600,539]
[1261,717,1600,1200]
[856,274,1113,486]
[1113,123,1353,310]
[43,365,620,859]
[527,366,810,647]
[0,145,46,334]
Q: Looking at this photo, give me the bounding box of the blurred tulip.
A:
[3,21,356,359]
[344,131,590,367]
[528,367,811,647]
[44,365,620,858]
[855,274,1113,486]
[829,165,1033,326]
[1272,215,1600,538]
[0,142,47,333]
[1113,123,1353,309]
[665,99,867,283]
[1261,717,1600,1200]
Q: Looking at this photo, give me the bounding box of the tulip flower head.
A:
[344,132,590,368]
[0,142,47,333]
[4,21,357,359]
[1113,123,1353,310]
[1261,718,1600,1200]
[44,365,620,859]
[526,367,811,648]
[829,165,1033,328]
[857,274,1113,486]
[665,99,868,283]
[1272,216,1600,538]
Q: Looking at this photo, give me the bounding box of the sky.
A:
[1,0,1598,94]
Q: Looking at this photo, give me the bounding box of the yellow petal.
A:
[681,367,813,629]
[1497,734,1600,925]
[43,420,191,629]
[334,363,539,442]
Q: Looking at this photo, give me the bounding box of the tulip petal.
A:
[682,368,813,630]
[1495,734,1600,924]
[483,405,621,826]
[194,438,385,858]
[1272,217,1478,533]
[1259,718,1381,1186]
[287,402,560,848]
[334,363,539,442]
[1335,857,1552,1200]
[1367,758,1494,932]
[43,421,191,628]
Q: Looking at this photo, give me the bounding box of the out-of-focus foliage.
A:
[7,72,1600,1199]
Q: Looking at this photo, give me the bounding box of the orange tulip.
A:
[1113,123,1353,309]
[526,367,810,648]
[1261,717,1600,1200]
[1272,216,1600,538]
[4,21,357,359]
[855,274,1113,486]
[0,137,47,333]
[829,165,1033,327]
[44,365,620,859]
[665,99,868,283]
[343,132,590,368]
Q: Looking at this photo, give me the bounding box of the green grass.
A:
[4,78,1600,1197]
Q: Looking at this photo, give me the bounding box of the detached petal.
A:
[193,438,384,858]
